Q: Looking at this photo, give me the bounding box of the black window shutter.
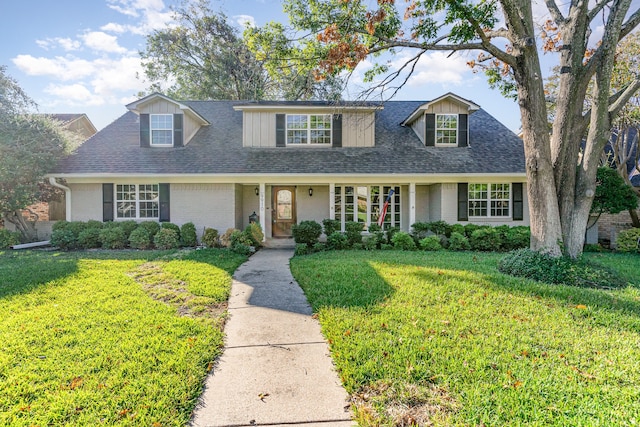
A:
[159,183,170,222]
[457,183,469,221]
[425,113,435,146]
[103,183,114,222]
[173,114,183,147]
[458,114,468,147]
[332,114,342,147]
[276,114,286,147]
[512,183,524,221]
[140,114,150,147]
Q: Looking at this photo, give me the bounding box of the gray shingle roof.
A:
[52,100,525,176]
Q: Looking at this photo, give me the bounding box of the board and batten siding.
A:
[242,111,375,147]
[422,99,470,115]
[138,99,200,145]
[411,114,426,144]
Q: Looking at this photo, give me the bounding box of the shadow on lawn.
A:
[0,250,79,298]
[0,249,173,299]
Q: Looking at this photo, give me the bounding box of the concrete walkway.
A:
[190,249,354,427]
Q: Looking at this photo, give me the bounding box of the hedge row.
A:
[50,220,197,251]
[292,219,531,255]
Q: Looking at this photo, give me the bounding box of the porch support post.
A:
[329,183,335,220]
[259,182,266,241]
[409,182,416,231]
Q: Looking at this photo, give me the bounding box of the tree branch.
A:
[609,77,640,120]
[619,8,640,40]
[545,0,566,24]
[587,0,613,21]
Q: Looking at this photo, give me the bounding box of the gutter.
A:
[49,177,71,221]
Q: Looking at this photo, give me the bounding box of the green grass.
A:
[291,250,640,426]
[0,248,246,426]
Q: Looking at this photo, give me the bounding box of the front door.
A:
[272,186,296,238]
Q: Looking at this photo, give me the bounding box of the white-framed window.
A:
[335,185,401,230]
[116,184,159,219]
[436,114,458,145]
[151,114,173,146]
[468,183,510,218]
[286,114,331,145]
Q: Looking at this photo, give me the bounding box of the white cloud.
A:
[36,37,82,51]
[399,51,471,86]
[234,14,256,28]
[81,31,129,54]
[12,55,95,80]
[106,0,172,35]
[44,83,105,106]
[101,22,128,33]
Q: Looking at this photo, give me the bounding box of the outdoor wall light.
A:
[308,187,313,197]
[255,186,259,196]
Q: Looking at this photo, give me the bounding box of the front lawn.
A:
[0,248,246,426]
[291,251,640,426]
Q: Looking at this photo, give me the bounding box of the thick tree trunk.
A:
[4,210,38,242]
[506,9,563,256]
[629,209,640,228]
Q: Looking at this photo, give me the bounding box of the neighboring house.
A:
[47,92,529,243]
[47,113,98,142]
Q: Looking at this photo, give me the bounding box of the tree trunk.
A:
[629,209,640,228]
[507,10,563,256]
[4,210,39,242]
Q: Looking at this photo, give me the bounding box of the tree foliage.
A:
[249,0,640,258]
[592,166,638,216]
[140,0,343,101]
[0,66,78,241]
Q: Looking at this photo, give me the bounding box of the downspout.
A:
[49,177,71,221]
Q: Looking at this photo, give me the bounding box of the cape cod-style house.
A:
[48,92,528,244]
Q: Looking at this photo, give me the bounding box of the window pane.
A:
[436,114,457,144]
[357,186,367,223]
[335,186,342,223]
[370,186,380,224]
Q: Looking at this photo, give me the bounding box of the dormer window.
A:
[151,114,173,146]
[436,114,458,145]
[286,114,332,145]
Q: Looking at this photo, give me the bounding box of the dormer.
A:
[402,93,480,147]
[233,102,382,148]
[126,93,209,148]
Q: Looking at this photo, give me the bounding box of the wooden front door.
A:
[272,186,296,238]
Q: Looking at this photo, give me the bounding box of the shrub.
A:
[244,222,264,247]
[503,226,531,251]
[99,227,127,249]
[419,235,443,251]
[470,228,503,251]
[367,224,385,248]
[448,232,471,251]
[411,222,431,240]
[77,228,102,249]
[312,242,325,253]
[52,220,69,232]
[362,234,379,250]
[352,243,364,250]
[428,220,451,237]
[291,220,322,247]
[0,229,22,249]
[463,223,482,238]
[161,222,181,241]
[294,243,310,256]
[326,232,348,250]
[51,228,76,250]
[85,220,104,230]
[450,224,465,237]
[220,228,238,248]
[498,249,626,289]
[154,228,180,250]
[138,221,160,240]
[129,227,153,250]
[385,226,400,244]
[119,220,139,239]
[345,221,364,247]
[583,243,604,252]
[616,228,640,253]
[67,221,88,240]
[380,243,394,250]
[180,222,198,247]
[202,228,220,248]
[231,242,252,256]
[322,219,340,236]
[392,231,416,250]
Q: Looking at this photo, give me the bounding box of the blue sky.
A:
[0,0,524,131]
